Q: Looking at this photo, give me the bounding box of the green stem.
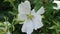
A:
[8,0,17,11]
[56,29,59,34]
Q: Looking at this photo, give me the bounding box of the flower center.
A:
[27,14,33,20]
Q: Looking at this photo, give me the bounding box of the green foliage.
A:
[0,0,60,34]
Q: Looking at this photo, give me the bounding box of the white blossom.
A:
[3,21,11,26]
[18,0,45,34]
[53,0,60,10]
[3,21,11,34]
[7,30,11,34]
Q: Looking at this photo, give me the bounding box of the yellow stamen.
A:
[27,14,33,20]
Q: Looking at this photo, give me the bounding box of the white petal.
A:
[53,1,60,10]
[3,21,9,25]
[31,9,36,15]
[37,6,45,14]
[3,21,11,26]
[21,20,34,34]
[32,14,43,30]
[18,1,31,14]
[53,6,60,10]
[17,14,27,21]
[7,31,11,34]
[54,0,58,1]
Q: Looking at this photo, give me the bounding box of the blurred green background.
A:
[0,0,60,34]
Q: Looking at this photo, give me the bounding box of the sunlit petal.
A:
[37,6,45,14]
[7,30,11,34]
[17,14,27,21]
[31,9,36,15]
[18,1,31,15]
[53,1,60,10]
[32,14,43,30]
[21,20,34,34]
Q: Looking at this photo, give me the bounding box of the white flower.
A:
[7,30,11,34]
[54,0,58,1]
[18,0,45,34]
[53,0,60,10]
[3,21,11,26]
[3,21,11,34]
[3,21,11,30]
